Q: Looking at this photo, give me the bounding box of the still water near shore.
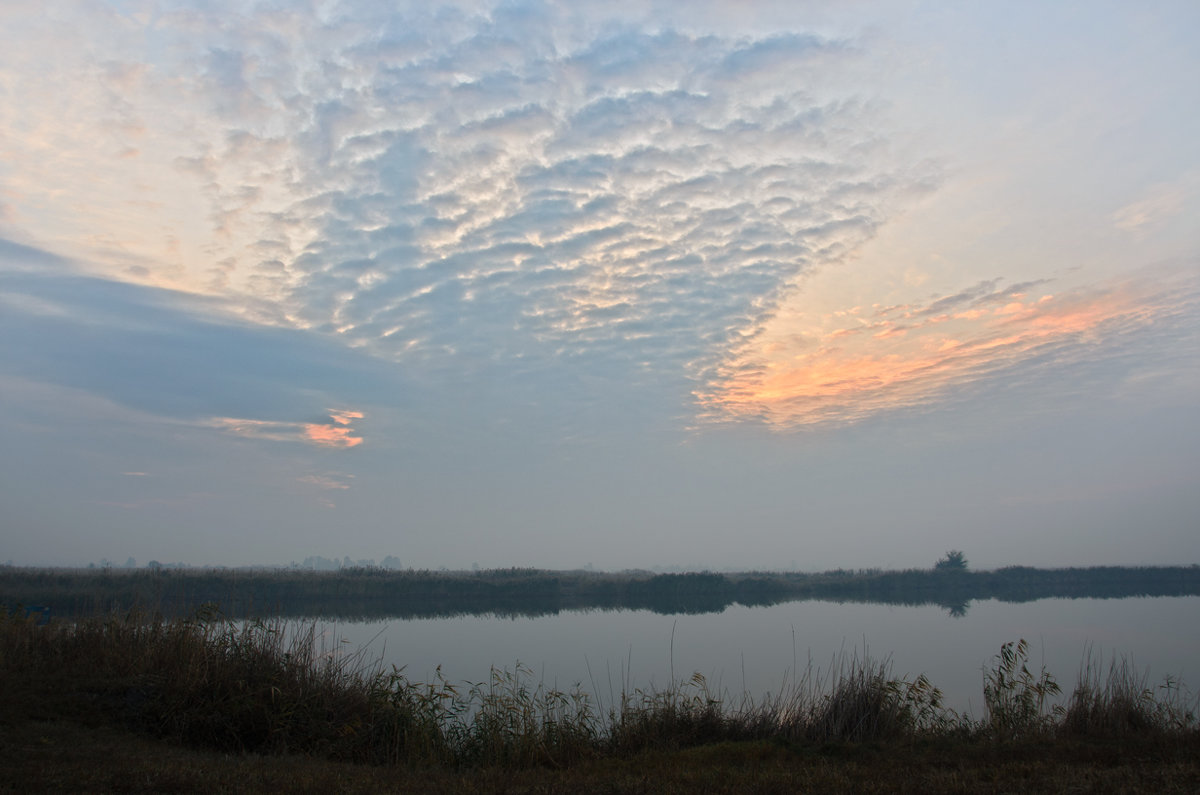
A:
[314,596,1200,716]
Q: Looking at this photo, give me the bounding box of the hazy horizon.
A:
[2,1,1197,571]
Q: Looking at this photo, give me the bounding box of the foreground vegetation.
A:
[2,561,1199,619]
[3,607,1199,791]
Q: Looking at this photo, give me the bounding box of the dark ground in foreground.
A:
[4,692,1198,794]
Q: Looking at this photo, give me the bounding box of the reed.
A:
[982,638,1064,738]
[2,606,1196,772]
[1061,649,1198,737]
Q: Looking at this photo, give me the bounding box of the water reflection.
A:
[938,599,970,618]
[317,596,1200,717]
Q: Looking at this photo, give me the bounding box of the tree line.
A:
[3,560,1198,621]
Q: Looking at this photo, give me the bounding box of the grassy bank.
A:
[3,607,1199,791]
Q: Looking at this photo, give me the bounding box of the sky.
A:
[1,0,1197,571]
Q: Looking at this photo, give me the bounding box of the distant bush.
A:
[934,550,968,571]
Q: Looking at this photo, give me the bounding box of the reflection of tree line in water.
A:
[3,560,1199,620]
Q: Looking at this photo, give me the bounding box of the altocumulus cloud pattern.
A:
[0,0,927,421]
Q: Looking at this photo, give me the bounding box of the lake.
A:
[312,595,1200,717]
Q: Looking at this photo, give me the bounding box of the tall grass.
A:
[2,605,1196,771]
[982,638,1064,738]
[1062,648,1198,737]
[1,604,393,760]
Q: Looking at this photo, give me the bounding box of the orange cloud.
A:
[696,273,1189,430]
[304,422,364,448]
[209,409,364,448]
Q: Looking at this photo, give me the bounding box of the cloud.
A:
[297,471,356,507]
[0,2,926,433]
[0,238,74,272]
[16,1,1188,448]
[1111,183,1189,235]
[297,473,354,490]
[0,264,404,426]
[209,409,364,449]
[328,409,364,426]
[696,264,1200,430]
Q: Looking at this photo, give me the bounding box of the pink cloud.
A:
[209,409,364,448]
[304,422,364,448]
[329,409,364,426]
[696,271,1194,430]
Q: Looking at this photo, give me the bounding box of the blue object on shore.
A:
[21,605,51,626]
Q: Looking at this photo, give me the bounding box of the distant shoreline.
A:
[3,563,1198,620]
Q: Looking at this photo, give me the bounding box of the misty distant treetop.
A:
[935,550,968,571]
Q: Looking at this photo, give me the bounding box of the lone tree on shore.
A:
[934,549,968,571]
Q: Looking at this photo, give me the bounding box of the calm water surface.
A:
[317,596,1200,716]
